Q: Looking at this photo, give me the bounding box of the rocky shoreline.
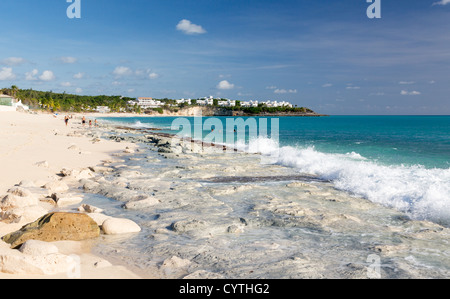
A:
[75,123,450,278]
[2,116,450,279]
[0,143,143,277]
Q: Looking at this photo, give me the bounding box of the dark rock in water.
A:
[170,219,209,233]
[205,175,328,183]
[2,212,100,248]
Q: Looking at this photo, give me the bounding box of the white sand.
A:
[0,111,141,279]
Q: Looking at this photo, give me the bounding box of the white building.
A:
[218,99,236,107]
[96,106,111,113]
[241,100,259,108]
[0,95,29,112]
[264,100,292,108]
[133,97,163,109]
[176,98,191,105]
[240,100,293,108]
[197,96,214,106]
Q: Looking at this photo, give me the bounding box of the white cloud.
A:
[346,86,360,90]
[217,80,234,90]
[39,70,56,81]
[266,85,277,90]
[148,72,159,79]
[73,72,84,79]
[274,89,297,94]
[113,66,159,80]
[401,90,421,96]
[113,66,133,77]
[1,57,26,66]
[0,67,16,80]
[25,69,39,81]
[369,92,385,96]
[399,81,415,85]
[75,88,83,94]
[135,68,159,79]
[176,19,207,35]
[59,56,78,64]
[322,83,333,88]
[433,0,450,5]
[26,69,56,81]
[60,82,72,87]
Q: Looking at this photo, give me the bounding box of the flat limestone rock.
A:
[2,212,100,248]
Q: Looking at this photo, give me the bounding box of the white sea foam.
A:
[244,137,450,225]
[130,120,154,129]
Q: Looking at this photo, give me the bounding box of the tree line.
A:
[1,86,316,115]
[1,86,135,113]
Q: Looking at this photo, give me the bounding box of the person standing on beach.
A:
[64,115,69,127]
[82,116,86,127]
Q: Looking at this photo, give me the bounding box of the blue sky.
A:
[0,0,449,115]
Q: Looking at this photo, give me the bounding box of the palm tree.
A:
[10,85,19,98]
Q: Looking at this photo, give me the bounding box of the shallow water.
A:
[76,127,450,279]
[100,116,450,227]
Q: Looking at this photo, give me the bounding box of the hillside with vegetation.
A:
[1,86,135,113]
[1,86,324,116]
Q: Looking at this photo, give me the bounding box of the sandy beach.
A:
[0,111,141,279]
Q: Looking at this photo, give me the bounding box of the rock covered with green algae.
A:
[2,212,100,248]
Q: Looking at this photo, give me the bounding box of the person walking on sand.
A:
[82,116,86,127]
[89,120,92,127]
[64,115,69,127]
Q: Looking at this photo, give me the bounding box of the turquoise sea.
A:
[100,115,450,225]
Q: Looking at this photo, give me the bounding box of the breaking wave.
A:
[244,137,450,226]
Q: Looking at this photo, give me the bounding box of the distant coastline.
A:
[139,106,328,117]
[0,87,327,117]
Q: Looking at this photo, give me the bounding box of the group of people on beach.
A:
[64,115,98,127]
[81,116,98,127]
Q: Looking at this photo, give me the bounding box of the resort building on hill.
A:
[129,97,164,109]
[0,95,29,112]
[127,95,294,110]
[95,106,111,113]
[176,98,192,105]
[217,99,236,107]
[240,100,259,108]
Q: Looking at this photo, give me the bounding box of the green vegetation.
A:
[236,106,314,115]
[0,86,317,115]
[1,86,135,113]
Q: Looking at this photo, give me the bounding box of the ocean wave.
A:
[130,120,155,129]
[244,137,450,226]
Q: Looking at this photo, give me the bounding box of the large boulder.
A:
[2,212,100,248]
